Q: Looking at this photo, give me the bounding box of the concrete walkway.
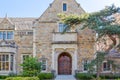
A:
[55,75,76,80]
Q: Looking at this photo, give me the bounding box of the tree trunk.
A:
[97,69,100,78]
[108,35,116,46]
[106,34,117,51]
[97,64,102,79]
[96,59,102,79]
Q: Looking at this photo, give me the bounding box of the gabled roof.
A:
[0,16,15,30]
[38,0,85,22]
[0,18,36,30]
[0,15,14,25]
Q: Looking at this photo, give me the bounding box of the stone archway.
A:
[58,52,72,75]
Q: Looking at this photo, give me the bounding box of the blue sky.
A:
[0,0,120,17]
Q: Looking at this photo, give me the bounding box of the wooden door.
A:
[58,53,71,75]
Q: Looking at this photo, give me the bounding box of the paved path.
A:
[55,75,76,80]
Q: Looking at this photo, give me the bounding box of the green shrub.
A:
[75,73,95,79]
[0,75,9,79]
[38,73,54,80]
[5,77,39,80]
[75,73,120,79]
[20,57,41,77]
[5,77,22,80]
[100,74,120,79]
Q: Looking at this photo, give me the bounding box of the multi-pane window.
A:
[83,60,88,71]
[0,31,14,40]
[0,32,3,39]
[17,31,33,36]
[10,55,14,71]
[7,31,14,39]
[59,23,69,32]
[0,54,14,71]
[27,32,33,35]
[63,3,67,11]
[3,32,7,40]
[22,55,29,63]
[41,60,47,71]
[103,62,111,71]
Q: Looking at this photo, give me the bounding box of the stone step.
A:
[55,75,76,80]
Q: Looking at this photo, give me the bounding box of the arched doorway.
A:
[58,52,72,75]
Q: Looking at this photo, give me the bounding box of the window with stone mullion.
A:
[10,55,14,71]
[0,54,14,71]
[0,32,3,39]
[7,31,13,39]
[59,23,69,32]
[22,55,29,63]
[0,54,9,71]
[3,31,7,40]
[83,60,88,71]
[0,31,14,40]
[41,60,47,71]
[103,62,110,71]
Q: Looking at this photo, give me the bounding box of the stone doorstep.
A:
[55,75,76,80]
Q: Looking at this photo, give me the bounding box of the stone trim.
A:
[52,44,77,75]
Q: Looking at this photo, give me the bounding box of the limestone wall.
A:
[14,31,33,73]
[77,28,96,71]
[34,22,57,72]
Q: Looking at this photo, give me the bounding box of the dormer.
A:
[0,16,15,40]
[0,16,15,30]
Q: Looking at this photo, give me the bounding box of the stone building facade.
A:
[0,0,119,75]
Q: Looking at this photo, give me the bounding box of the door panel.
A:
[58,53,71,75]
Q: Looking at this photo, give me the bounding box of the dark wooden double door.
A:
[58,53,72,75]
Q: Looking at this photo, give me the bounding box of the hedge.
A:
[38,73,54,80]
[75,73,120,79]
[75,73,95,79]
[5,77,39,80]
[0,75,9,79]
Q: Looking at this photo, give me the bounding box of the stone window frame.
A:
[58,23,66,32]
[82,59,90,72]
[58,23,70,32]
[0,53,14,72]
[82,58,91,73]
[62,3,67,11]
[27,31,33,35]
[21,54,31,71]
[102,61,112,72]
[0,30,14,40]
[21,54,31,64]
[41,59,47,72]
[39,56,48,72]
[17,31,33,36]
